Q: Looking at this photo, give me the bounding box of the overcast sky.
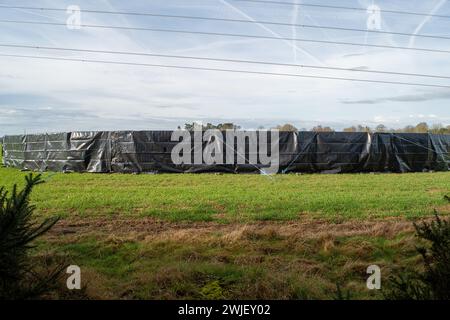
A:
[0,0,449,135]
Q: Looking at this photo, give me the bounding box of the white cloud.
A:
[0,0,449,135]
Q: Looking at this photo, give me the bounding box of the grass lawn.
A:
[0,167,449,222]
[0,160,449,299]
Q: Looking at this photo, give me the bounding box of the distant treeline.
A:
[179,122,450,134]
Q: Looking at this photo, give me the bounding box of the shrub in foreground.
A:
[0,174,63,300]
[385,196,450,300]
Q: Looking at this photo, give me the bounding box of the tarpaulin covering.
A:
[2,131,450,174]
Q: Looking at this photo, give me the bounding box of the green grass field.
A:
[0,166,449,222]
[0,160,449,300]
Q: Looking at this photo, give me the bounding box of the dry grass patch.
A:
[33,216,435,299]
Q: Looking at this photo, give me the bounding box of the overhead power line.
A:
[232,0,450,19]
[1,53,449,89]
[0,5,448,40]
[1,19,450,54]
[1,43,449,80]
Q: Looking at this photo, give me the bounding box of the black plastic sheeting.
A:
[2,131,450,174]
